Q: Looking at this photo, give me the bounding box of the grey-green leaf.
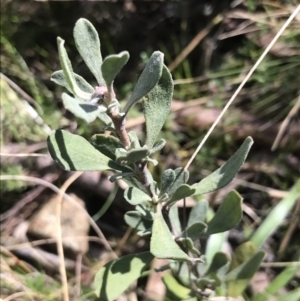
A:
[57,37,91,100]
[47,130,129,172]
[191,137,253,196]
[94,252,154,301]
[169,205,181,235]
[188,199,208,227]
[150,208,191,261]
[101,51,129,87]
[124,187,152,205]
[204,252,228,276]
[73,18,104,85]
[206,190,242,235]
[160,169,176,197]
[124,211,152,233]
[150,138,166,155]
[51,70,94,94]
[62,93,102,123]
[167,168,189,198]
[167,184,196,205]
[91,134,123,160]
[123,51,164,115]
[143,65,173,148]
[176,237,200,256]
[178,222,207,241]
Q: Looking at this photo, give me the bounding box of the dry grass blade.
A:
[184,5,300,172]
[271,96,300,151]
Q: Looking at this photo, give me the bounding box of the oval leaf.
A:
[167,184,196,205]
[101,51,129,87]
[123,51,164,114]
[160,169,175,197]
[94,252,154,301]
[206,190,242,235]
[62,93,103,123]
[188,199,209,227]
[150,208,191,261]
[91,134,123,160]
[124,187,152,205]
[191,137,253,196]
[73,18,104,85]
[143,65,173,148]
[204,252,228,276]
[47,130,129,172]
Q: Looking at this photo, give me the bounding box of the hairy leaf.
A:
[94,252,153,301]
[143,65,173,148]
[47,130,129,172]
[167,184,196,205]
[178,222,207,241]
[73,18,104,85]
[62,93,103,123]
[188,199,208,227]
[51,70,94,93]
[91,134,123,160]
[151,208,191,261]
[206,190,242,235]
[204,252,228,276]
[169,205,181,235]
[101,51,129,87]
[176,237,200,255]
[191,137,253,196]
[124,187,152,205]
[160,169,175,196]
[167,168,189,198]
[150,138,166,155]
[57,37,91,100]
[123,51,163,114]
[124,210,152,234]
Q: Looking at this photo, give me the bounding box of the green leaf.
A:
[73,18,104,85]
[160,169,175,196]
[123,51,164,114]
[128,131,141,148]
[57,37,91,100]
[169,205,181,235]
[250,179,300,249]
[101,51,129,87]
[162,274,191,300]
[251,255,300,301]
[188,199,208,227]
[149,138,166,155]
[176,237,200,256]
[143,65,173,148]
[124,187,152,205]
[94,252,153,301]
[62,93,103,123]
[91,134,123,160]
[226,242,265,297]
[51,70,94,94]
[204,252,228,276]
[124,211,153,234]
[178,222,207,241]
[167,168,189,198]
[151,208,191,261]
[47,130,129,172]
[191,137,253,195]
[206,191,242,235]
[167,184,196,205]
[126,148,150,162]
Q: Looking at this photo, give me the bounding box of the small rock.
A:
[27,193,89,257]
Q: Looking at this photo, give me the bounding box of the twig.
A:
[0,153,48,157]
[184,5,300,172]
